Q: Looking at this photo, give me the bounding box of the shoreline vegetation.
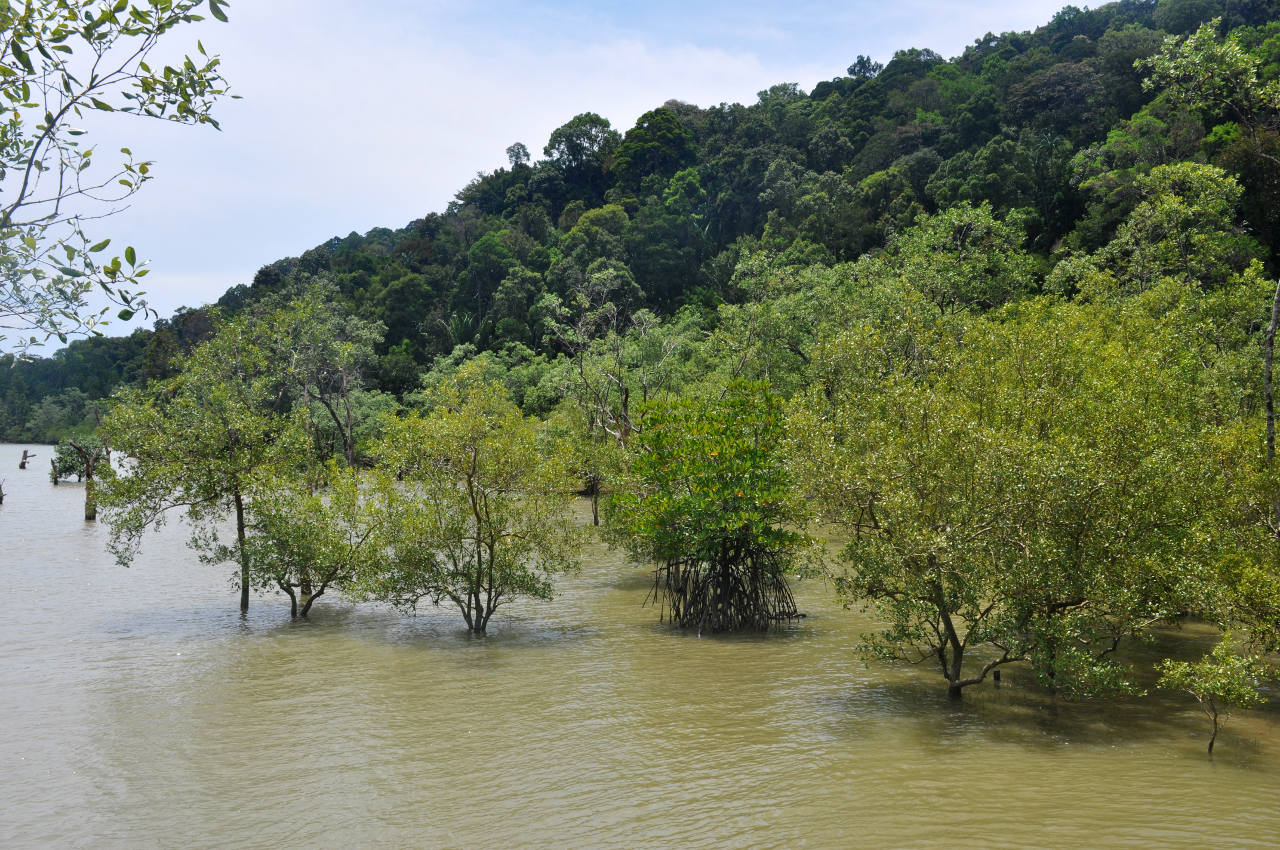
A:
[4,6,1280,755]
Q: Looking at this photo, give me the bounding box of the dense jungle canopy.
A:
[8,0,1280,431]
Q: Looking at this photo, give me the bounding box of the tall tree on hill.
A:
[543,112,620,210]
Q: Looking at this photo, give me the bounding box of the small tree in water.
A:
[610,381,818,633]
[359,364,583,634]
[242,462,385,618]
[1159,636,1269,755]
[51,437,111,520]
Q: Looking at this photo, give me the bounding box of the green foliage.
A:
[22,387,99,442]
[49,434,108,484]
[609,381,818,633]
[98,307,310,610]
[358,364,583,633]
[0,0,232,352]
[881,202,1038,313]
[790,295,1233,697]
[1142,18,1280,131]
[1097,161,1262,290]
[16,6,1280,736]
[611,107,695,190]
[245,279,385,465]
[243,462,386,618]
[26,0,1280,417]
[1158,636,1270,753]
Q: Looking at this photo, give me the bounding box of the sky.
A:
[80,0,1074,336]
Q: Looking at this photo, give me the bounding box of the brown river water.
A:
[2,444,1279,848]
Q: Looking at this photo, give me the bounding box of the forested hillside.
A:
[7,0,1280,438]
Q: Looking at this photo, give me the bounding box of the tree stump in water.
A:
[18,450,34,470]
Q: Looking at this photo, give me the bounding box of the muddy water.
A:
[1,444,1278,848]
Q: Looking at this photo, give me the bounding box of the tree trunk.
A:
[299,588,323,618]
[83,475,96,521]
[946,646,966,700]
[280,581,298,618]
[235,489,249,613]
[1266,278,1280,536]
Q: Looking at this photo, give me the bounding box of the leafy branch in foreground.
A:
[0,0,232,352]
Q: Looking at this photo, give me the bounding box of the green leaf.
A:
[89,239,111,253]
[11,43,34,74]
[124,246,136,266]
[117,309,135,321]
[208,0,230,23]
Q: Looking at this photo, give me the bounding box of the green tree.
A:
[250,280,385,466]
[544,112,620,173]
[99,310,304,612]
[360,364,582,634]
[1095,161,1262,291]
[543,112,620,207]
[790,299,1227,698]
[1159,636,1270,754]
[52,434,110,519]
[1142,19,1280,158]
[242,462,385,618]
[609,381,818,633]
[611,107,695,190]
[881,202,1038,313]
[0,0,232,352]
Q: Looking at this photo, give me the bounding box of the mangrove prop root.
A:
[646,553,798,634]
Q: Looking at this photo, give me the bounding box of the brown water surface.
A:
[1,444,1278,848]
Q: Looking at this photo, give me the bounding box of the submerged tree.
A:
[610,381,818,634]
[98,287,386,613]
[790,296,1227,698]
[51,435,111,520]
[360,364,582,634]
[242,462,384,618]
[1159,637,1269,754]
[99,312,303,612]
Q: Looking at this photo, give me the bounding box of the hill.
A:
[6,0,1280,439]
